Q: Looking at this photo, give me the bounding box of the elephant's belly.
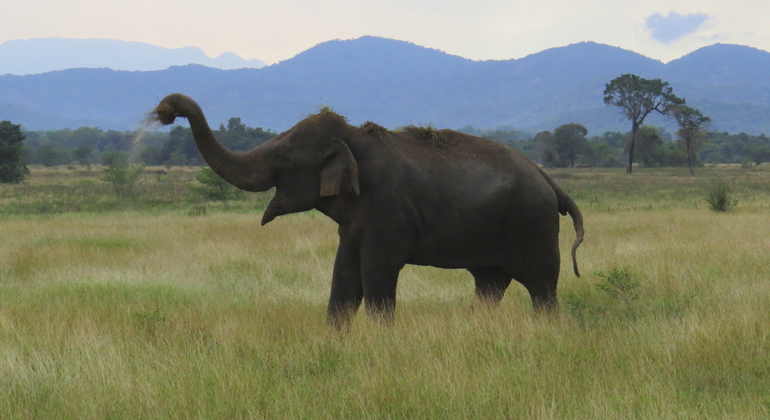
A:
[406,234,510,269]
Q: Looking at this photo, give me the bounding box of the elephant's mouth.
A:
[261,198,283,226]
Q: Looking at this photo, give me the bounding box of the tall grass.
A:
[1,166,769,418]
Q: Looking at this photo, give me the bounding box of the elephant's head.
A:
[150,93,360,225]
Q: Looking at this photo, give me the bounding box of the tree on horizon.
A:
[604,74,684,173]
[0,120,27,183]
[670,105,710,175]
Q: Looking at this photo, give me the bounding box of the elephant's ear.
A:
[320,138,360,197]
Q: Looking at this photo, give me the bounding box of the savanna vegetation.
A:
[20,118,275,169]
[13,111,770,175]
[1,164,768,418]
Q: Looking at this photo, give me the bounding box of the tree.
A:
[138,146,162,166]
[598,131,628,148]
[73,145,93,169]
[188,167,242,202]
[553,123,588,167]
[102,158,144,199]
[584,141,623,167]
[743,143,770,165]
[101,150,129,167]
[533,130,557,166]
[36,144,69,167]
[68,126,103,149]
[603,74,684,173]
[633,126,665,168]
[670,105,710,175]
[0,120,27,183]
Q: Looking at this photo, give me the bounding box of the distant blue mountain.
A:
[0,38,265,75]
[0,36,769,134]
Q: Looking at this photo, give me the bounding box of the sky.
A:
[1,0,768,64]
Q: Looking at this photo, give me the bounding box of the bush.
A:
[188,167,242,202]
[595,267,641,315]
[705,184,738,212]
[103,163,145,199]
[741,158,754,170]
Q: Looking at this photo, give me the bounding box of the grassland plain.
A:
[1,165,769,419]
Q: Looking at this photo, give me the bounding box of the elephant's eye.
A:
[275,152,288,162]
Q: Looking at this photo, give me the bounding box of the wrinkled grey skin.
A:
[151,93,584,327]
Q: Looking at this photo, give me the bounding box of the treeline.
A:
[21,118,275,167]
[18,120,770,169]
[460,124,770,168]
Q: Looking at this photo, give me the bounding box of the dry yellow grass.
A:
[1,167,769,419]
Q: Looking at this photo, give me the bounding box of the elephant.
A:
[150,93,584,327]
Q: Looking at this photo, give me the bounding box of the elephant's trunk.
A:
[149,93,271,192]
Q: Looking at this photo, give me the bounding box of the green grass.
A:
[0,165,769,418]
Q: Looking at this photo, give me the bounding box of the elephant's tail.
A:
[560,194,584,277]
[534,165,585,277]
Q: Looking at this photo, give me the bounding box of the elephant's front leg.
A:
[359,238,407,324]
[327,240,363,330]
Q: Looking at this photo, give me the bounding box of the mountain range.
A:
[1,36,769,135]
[0,38,265,75]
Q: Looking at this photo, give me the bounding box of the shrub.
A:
[595,267,641,314]
[741,158,754,170]
[705,184,738,212]
[103,162,145,199]
[188,167,242,202]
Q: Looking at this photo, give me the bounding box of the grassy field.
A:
[1,165,769,419]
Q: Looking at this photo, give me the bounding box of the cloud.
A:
[645,12,711,44]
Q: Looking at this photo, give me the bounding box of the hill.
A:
[0,38,265,75]
[1,36,769,134]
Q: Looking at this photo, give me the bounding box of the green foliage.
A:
[741,158,754,169]
[595,267,641,314]
[138,146,162,165]
[670,105,710,174]
[36,144,70,167]
[160,125,198,166]
[705,184,738,212]
[216,118,275,152]
[538,125,600,168]
[72,145,93,168]
[167,151,189,167]
[604,74,684,173]
[534,130,556,165]
[743,143,770,165]
[633,126,666,167]
[0,120,27,183]
[101,150,129,167]
[188,167,242,202]
[582,141,623,167]
[102,161,145,199]
[603,74,684,119]
[552,123,588,167]
[563,293,604,330]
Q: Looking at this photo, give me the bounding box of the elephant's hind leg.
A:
[468,267,513,306]
[516,248,560,312]
[498,233,562,312]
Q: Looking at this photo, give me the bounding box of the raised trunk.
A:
[152,94,271,192]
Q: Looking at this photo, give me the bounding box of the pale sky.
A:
[1,0,768,64]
